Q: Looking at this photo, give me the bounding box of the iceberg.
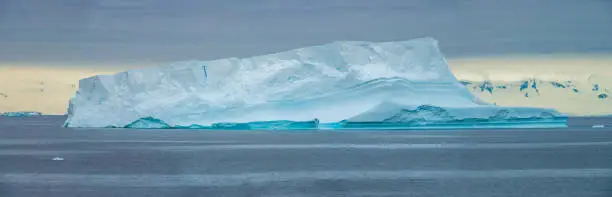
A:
[2,111,43,117]
[64,37,567,129]
[341,103,566,129]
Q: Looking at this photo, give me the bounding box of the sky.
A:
[1,0,612,114]
[1,0,611,67]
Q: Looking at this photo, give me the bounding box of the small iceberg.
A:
[1,111,42,117]
[592,124,605,129]
[51,157,65,161]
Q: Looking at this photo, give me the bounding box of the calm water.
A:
[0,116,611,197]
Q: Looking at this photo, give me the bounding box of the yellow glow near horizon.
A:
[0,65,129,114]
[449,56,612,81]
[1,56,611,115]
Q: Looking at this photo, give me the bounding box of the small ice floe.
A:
[52,157,64,161]
[592,124,605,129]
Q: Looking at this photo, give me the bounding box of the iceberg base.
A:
[86,117,567,130]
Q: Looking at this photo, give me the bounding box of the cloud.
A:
[0,0,611,66]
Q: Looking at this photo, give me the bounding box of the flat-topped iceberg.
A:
[2,111,42,117]
[64,37,567,129]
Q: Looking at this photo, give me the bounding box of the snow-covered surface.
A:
[451,58,612,116]
[64,38,567,129]
[460,79,611,115]
[1,111,42,117]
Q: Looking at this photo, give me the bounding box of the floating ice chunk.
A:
[592,124,605,128]
[52,157,64,161]
[2,111,42,117]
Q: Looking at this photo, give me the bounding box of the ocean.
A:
[0,116,611,197]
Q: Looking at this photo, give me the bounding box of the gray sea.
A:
[1,116,611,197]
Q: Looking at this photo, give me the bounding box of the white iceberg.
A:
[64,38,567,129]
[2,111,42,117]
[51,157,65,161]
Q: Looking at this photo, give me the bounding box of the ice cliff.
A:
[64,38,567,129]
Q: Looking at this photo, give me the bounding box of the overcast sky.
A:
[1,0,611,66]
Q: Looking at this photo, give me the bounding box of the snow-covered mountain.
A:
[449,57,612,116]
[459,78,610,116]
[463,79,609,99]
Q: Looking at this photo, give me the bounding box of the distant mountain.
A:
[460,78,611,116]
[461,79,609,99]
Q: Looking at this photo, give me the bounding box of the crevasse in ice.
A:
[64,37,567,129]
